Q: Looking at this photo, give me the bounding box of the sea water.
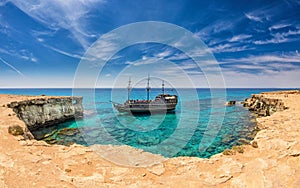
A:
[0,88,292,158]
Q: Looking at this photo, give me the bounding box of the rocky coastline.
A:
[7,96,83,131]
[243,93,286,117]
[0,91,299,187]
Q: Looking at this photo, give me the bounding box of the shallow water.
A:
[0,88,292,158]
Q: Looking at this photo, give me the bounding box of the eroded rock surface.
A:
[7,96,83,130]
[243,93,286,117]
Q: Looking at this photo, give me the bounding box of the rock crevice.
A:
[7,97,83,131]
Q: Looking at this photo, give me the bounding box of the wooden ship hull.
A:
[113,99,177,114]
[112,76,178,114]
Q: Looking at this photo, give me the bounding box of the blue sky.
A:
[0,0,300,88]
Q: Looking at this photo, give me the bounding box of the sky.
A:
[0,0,300,88]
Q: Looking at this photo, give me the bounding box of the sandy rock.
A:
[218,158,244,174]
[148,163,165,176]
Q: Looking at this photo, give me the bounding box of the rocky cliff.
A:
[243,94,285,116]
[7,97,83,131]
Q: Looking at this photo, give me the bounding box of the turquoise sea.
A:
[0,88,294,158]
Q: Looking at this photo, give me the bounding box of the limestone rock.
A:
[7,97,83,131]
[232,146,244,153]
[222,146,244,155]
[148,163,165,176]
[243,94,285,117]
[223,149,235,155]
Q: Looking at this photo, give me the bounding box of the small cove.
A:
[0,88,289,158]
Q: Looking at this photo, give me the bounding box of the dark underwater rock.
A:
[57,127,79,136]
[237,138,251,145]
[221,134,235,144]
[225,101,236,106]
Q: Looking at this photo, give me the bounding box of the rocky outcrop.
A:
[225,101,236,106]
[243,94,285,117]
[7,97,83,131]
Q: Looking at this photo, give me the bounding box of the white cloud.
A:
[254,38,288,45]
[224,53,300,64]
[155,62,204,77]
[0,14,13,36]
[31,57,38,63]
[223,62,299,72]
[43,44,84,60]
[210,21,235,34]
[20,55,38,63]
[0,48,38,63]
[218,52,300,82]
[125,57,159,66]
[37,38,44,42]
[165,53,190,61]
[124,56,200,69]
[282,29,300,37]
[209,43,253,53]
[222,69,300,88]
[269,62,299,69]
[195,19,241,40]
[18,50,39,63]
[9,0,105,49]
[210,43,230,52]
[244,4,280,23]
[231,64,265,70]
[0,48,12,56]
[31,29,58,42]
[228,34,252,42]
[195,21,253,52]
[0,57,25,77]
[244,13,262,22]
[269,23,291,30]
[254,29,300,45]
[155,50,173,58]
[86,33,120,62]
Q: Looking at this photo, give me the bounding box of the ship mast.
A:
[162,80,165,95]
[127,77,131,101]
[146,74,150,101]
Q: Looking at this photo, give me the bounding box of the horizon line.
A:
[0,87,299,89]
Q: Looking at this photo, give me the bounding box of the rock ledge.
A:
[7,96,83,131]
